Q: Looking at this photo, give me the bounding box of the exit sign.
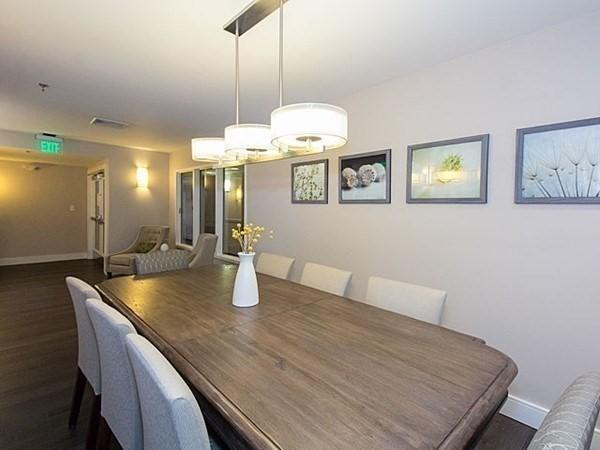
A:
[35,134,63,154]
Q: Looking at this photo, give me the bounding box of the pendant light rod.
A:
[224,0,288,37]
[278,0,284,107]
[235,21,240,125]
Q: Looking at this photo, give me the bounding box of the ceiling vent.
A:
[90,117,129,129]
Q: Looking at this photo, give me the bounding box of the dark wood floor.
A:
[0,259,535,450]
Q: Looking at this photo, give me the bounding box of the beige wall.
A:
[246,11,600,415]
[0,160,86,258]
[0,130,171,255]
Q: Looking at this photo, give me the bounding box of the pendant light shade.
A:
[191,138,235,162]
[271,103,348,152]
[224,124,277,157]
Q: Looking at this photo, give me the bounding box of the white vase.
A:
[232,252,259,307]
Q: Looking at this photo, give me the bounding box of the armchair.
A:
[107,226,169,277]
[188,233,218,268]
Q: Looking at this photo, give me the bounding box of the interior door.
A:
[93,172,105,255]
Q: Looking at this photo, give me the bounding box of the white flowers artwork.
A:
[291,159,328,204]
[407,135,489,203]
[339,149,391,203]
[516,117,600,204]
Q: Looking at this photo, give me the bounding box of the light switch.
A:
[69,204,76,212]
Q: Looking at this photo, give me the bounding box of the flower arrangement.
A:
[231,223,273,254]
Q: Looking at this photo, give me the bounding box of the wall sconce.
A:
[136,167,149,188]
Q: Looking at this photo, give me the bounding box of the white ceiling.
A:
[1,0,599,153]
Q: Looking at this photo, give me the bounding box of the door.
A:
[92,172,105,255]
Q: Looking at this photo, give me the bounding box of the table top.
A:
[97,264,517,450]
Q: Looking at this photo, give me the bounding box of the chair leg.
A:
[85,394,101,450]
[96,416,112,450]
[68,367,86,429]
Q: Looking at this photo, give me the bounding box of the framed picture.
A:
[339,149,391,204]
[515,117,600,204]
[407,134,489,203]
[291,159,328,204]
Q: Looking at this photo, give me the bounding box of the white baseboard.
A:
[503,394,600,448]
[0,252,89,266]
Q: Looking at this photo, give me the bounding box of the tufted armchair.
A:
[107,226,169,277]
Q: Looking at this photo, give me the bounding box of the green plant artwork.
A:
[441,154,463,172]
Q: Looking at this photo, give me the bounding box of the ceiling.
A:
[1,0,599,153]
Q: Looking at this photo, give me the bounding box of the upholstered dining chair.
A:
[256,252,295,280]
[86,298,143,450]
[107,225,169,277]
[528,372,600,450]
[366,276,447,325]
[126,334,219,450]
[65,277,103,449]
[300,262,352,296]
[188,233,218,268]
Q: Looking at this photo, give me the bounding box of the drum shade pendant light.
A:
[270,0,348,152]
[191,137,235,162]
[224,22,276,159]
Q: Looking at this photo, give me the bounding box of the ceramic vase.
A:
[232,252,259,307]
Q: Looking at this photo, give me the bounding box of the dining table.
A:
[96,264,517,450]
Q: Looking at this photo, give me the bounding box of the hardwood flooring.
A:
[0,259,535,450]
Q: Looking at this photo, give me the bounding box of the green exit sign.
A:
[36,134,63,154]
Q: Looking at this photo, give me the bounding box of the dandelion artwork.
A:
[516,117,600,204]
[339,149,391,203]
[291,159,328,204]
[407,135,489,203]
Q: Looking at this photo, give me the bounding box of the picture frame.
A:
[407,134,489,204]
[291,159,328,204]
[338,149,391,204]
[515,117,600,204]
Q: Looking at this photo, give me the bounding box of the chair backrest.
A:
[366,276,447,325]
[86,299,142,450]
[256,252,295,280]
[133,226,169,253]
[528,372,600,450]
[300,262,352,296]
[65,277,102,395]
[189,234,218,268]
[126,334,211,450]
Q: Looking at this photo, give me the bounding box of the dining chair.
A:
[300,262,352,296]
[528,372,600,450]
[86,298,143,450]
[65,277,103,449]
[126,334,218,450]
[366,276,447,325]
[256,252,295,280]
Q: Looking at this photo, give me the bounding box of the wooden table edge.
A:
[96,282,282,450]
[439,356,518,449]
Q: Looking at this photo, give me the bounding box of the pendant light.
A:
[224,22,277,159]
[191,137,235,162]
[270,0,348,152]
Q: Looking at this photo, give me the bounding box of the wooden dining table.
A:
[96,264,517,450]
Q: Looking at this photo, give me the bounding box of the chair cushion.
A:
[134,242,155,253]
[110,253,137,266]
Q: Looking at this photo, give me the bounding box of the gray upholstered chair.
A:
[65,277,102,448]
[365,276,447,325]
[188,233,218,269]
[125,334,217,450]
[256,252,295,280]
[300,262,352,296]
[528,372,600,450]
[107,226,169,277]
[86,298,143,450]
